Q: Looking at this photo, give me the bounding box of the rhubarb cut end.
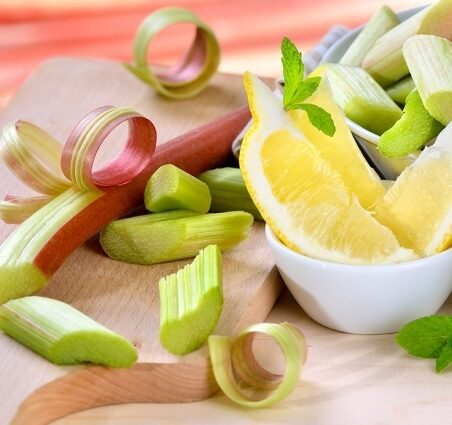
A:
[346,98,402,135]
[0,296,138,367]
[0,264,47,305]
[426,92,452,126]
[418,0,452,38]
[53,330,138,367]
[160,288,223,355]
[144,164,211,213]
[378,90,445,158]
[159,244,223,355]
[403,34,452,127]
[318,64,402,134]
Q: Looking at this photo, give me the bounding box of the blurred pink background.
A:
[0,0,426,108]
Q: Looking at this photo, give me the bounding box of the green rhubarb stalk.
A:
[378,90,444,158]
[403,35,452,126]
[159,244,223,355]
[0,296,137,367]
[197,167,262,219]
[386,76,415,104]
[0,188,102,305]
[316,63,402,134]
[362,0,452,87]
[100,211,253,265]
[340,5,400,67]
[145,164,211,213]
[100,210,201,264]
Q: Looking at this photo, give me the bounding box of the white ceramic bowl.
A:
[265,225,452,334]
[322,6,425,180]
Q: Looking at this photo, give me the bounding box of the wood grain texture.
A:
[0,59,282,425]
[53,289,452,425]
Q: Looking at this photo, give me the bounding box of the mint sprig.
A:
[281,37,336,137]
[397,315,452,373]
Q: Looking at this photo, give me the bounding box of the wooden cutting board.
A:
[0,58,282,425]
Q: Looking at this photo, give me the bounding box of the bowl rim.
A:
[346,118,380,144]
[265,224,452,270]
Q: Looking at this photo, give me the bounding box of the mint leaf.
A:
[285,77,321,108]
[295,77,321,103]
[281,37,304,108]
[281,37,335,137]
[397,315,452,373]
[294,103,336,137]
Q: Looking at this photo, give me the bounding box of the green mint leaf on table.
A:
[397,315,452,373]
[281,37,336,137]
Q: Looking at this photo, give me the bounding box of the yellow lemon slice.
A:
[240,72,415,264]
[289,69,386,209]
[372,124,452,256]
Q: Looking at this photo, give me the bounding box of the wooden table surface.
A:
[0,59,283,425]
[52,289,452,425]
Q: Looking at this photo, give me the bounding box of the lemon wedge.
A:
[240,72,415,264]
[289,70,386,209]
[372,124,452,256]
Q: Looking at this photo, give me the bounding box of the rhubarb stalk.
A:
[362,0,452,87]
[403,35,452,126]
[159,244,223,355]
[0,296,138,367]
[100,211,253,265]
[314,63,402,135]
[386,76,415,104]
[378,90,444,158]
[340,5,400,67]
[198,167,263,219]
[144,164,211,213]
[0,105,251,305]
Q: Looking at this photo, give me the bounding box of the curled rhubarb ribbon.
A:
[208,322,307,408]
[0,106,156,224]
[126,7,220,99]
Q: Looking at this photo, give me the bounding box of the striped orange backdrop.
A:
[0,0,426,107]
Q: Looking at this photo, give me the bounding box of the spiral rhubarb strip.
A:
[0,106,156,304]
[209,322,307,408]
[125,7,220,99]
